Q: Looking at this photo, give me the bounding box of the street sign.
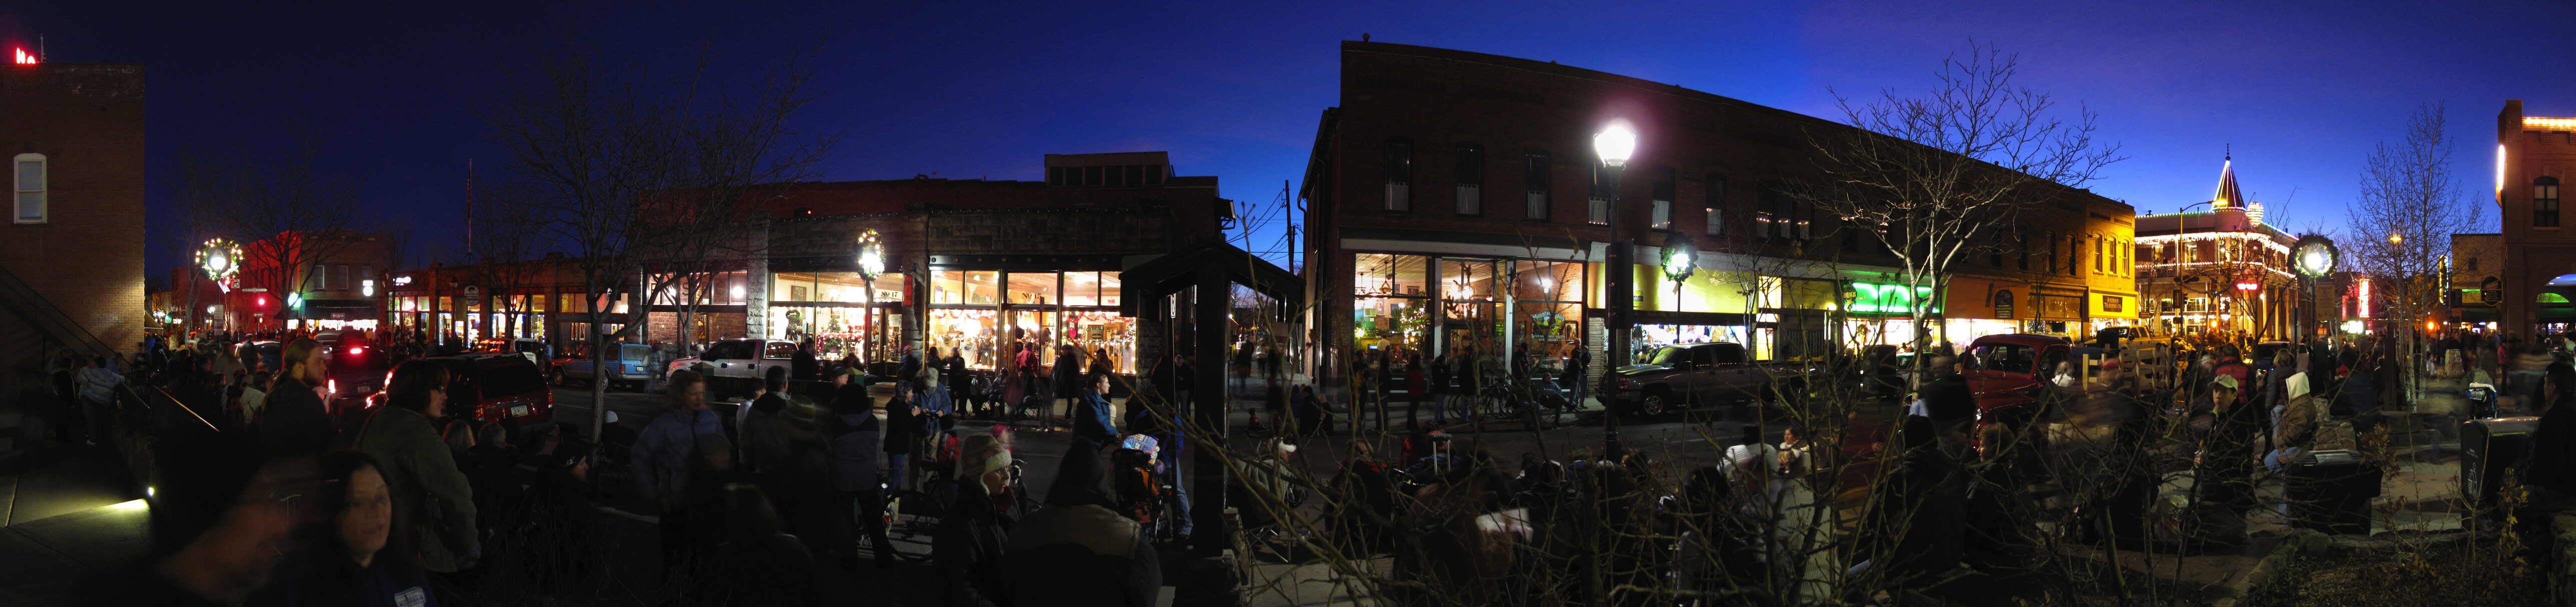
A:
[464,286,483,307]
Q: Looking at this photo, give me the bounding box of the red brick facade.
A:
[1301,43,2133,372]
[2497,100,2576,336]
[0,62,147,376]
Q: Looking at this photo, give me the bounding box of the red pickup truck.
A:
[1959,333,2079,424]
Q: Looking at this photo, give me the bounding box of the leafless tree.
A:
[1808,42,2123,352]
[484,42,833,447]
[2345,103,2483,408]
[174,140,369,324]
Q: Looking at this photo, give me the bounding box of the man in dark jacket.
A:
[740,374,794,476]
[1007,441,1162,607]
[935,440,1014,607]
[258,338,336,461]
[828,382,893,569]
[2525,362,2576,497]
[1864,414,1967,586]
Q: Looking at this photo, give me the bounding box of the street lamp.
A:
[1663,233,1697,313]
[855,229,885,363]
[1594,119,1638,363]
[195,239,242,335]
[1594,120,1638,438]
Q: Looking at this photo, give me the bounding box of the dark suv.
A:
[1604,342,1799,416]
[422,353,554,428]
[321,335,394,415]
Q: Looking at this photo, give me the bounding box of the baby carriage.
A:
[1113,434,1181,540]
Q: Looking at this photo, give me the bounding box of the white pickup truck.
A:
[667,338,797,397]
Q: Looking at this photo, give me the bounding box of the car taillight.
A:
[349,346,364,356]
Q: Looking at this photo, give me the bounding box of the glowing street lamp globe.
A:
[2291,235,2337,279]
[196,239,242,282]
[1593,120,1638,168]
[1661,233,1698,283]
[854,229,886,278]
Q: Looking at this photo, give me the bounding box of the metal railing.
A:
[0,264,219,432]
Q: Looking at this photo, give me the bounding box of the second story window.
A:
[2539,176,2561,228]
[1755,182,1807,241]
[1523,149,1551,220]
[13,153,44,224]
[1649,166,1675,231]
[1383,137,1413,212]
[1704,174,1727,236]
[1454,143,1484,215]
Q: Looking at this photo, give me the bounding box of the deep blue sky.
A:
[5,1,2568,287]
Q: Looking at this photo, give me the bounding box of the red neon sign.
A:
[12,49,34,65]
[2234,282,2260,291]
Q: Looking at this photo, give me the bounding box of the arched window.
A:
[2539,176,2562,228]
[1993,290,2015,319]
[12,153,43,224]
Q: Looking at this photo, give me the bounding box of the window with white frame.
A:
[13,153,44,224]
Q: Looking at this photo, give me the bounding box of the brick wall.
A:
[0,63,147,381]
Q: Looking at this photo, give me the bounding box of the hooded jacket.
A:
[1006,444,1162,607]
[333,405,477,572]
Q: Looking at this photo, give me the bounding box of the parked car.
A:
[683,338,797,397]
[1958,333,2080,422]
[561,343,654,391]
[238,340,283,374]
[1602,342,1802,416]
[412,353,554,429]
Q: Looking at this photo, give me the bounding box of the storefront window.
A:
[1006,272,1059,306]
[1441,259,1501,355]
[1063,310,1135,373]
[1353,254,1433,357]
[1066,272,1127,306]
[933,271,1001,305]
[929,308,1000,368]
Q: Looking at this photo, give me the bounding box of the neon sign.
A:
[1849,282,1939,314]
[12,49,34,65]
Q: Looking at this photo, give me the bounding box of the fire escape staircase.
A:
[0,265,217,433]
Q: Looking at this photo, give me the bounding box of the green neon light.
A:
[1850,282,1939,314]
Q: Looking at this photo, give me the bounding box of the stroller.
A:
[1113,434,1181,540]
[2467,383,2500,419]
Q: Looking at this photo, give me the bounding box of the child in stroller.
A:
[1112,433,1180,539]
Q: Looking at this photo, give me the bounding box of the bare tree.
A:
[2345,103,2483,408]
[1808,42,2123,352]
[485,43,832,444]
[175,140,368,326]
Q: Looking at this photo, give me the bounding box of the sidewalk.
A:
[0,431,152,607]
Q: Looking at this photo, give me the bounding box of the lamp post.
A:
[1594,120,1638,368]
[856,229,886,364]
[1594,121,1636,442]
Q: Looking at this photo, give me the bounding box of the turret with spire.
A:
[2212,148,2264,226]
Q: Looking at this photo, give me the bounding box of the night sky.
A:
[4,1,2569,287]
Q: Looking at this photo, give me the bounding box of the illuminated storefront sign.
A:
[1848,282,1939,315]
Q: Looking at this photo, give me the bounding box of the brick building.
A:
[225,230,389,332]
[385,151,1233,374]
[745,151,1228,374]
[2498,101,2576,337]
[1298,42,2134,379]
[0,59,147,378]
[2450,233,2503,329]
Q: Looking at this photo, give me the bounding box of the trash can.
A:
[2460,416,2539,526]
[2284,449,2380,535]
